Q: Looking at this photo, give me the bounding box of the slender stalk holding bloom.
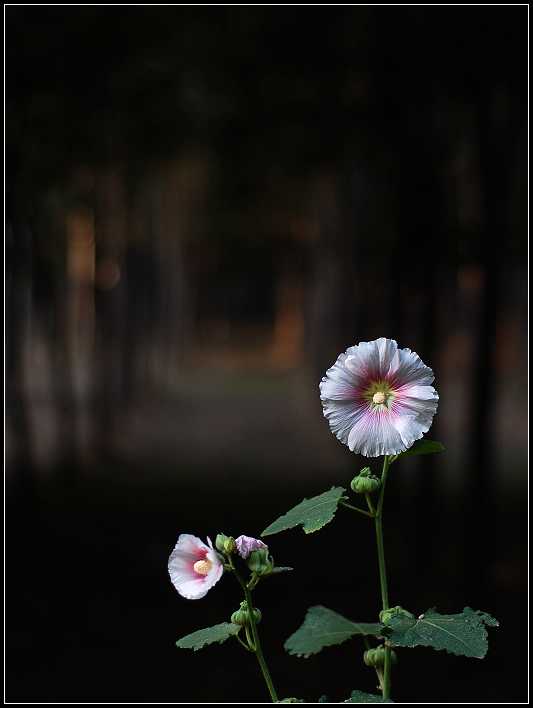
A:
[227,553,279,702]
[168,534,224,600]
[320,337,439,457]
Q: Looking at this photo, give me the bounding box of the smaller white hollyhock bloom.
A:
[235,535,268,559]
[168,534,224,600]
[320,337,439,457]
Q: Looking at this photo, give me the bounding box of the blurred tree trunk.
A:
[92,169,127,461]
[6,214,34,496]
[463,86,524,597]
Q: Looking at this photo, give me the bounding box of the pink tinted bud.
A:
[235,535,268,559]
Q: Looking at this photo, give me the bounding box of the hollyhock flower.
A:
[235,535,268,559]
[319,337,438,457]
[168,534,223,600]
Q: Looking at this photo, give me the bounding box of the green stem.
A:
[242,583,279,703]
[340,500,374,518]
[365,494,376,516]
[374,454,392,701]
[236,633,253,652]
[229,558,279,703]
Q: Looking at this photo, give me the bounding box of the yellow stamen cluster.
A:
[193,559,212,576]
[372,391,386,404]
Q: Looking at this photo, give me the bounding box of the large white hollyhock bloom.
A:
[168,534,223,600]
[320,338,438,457]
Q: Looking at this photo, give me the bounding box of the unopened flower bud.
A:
[235,535,268,559]
[351,473,381,494]
[215,533,236,555]
[231,600,262,626]
[363,645,398,668]
[247,548,274,576]
[379,606,414,625]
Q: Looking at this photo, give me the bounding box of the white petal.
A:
[389,347,435,387]
[344,340,380,379]
[394,390,439,422]
[391,414,431,450]
[375,337,399,377]
[321,399,367,445]
[391,388,439,449]
[203,555,224,590]
[320,353,364,401]
[175,577,213,600]
[398,384,439,401]
[347,409,406,457]
[172,533,210,557]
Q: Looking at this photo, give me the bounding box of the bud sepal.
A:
[231,600,262,626]
[363,644,398,668]
[379,606,415,625]
[351,467,381,495]
[247,548,275,576]
[215,533,237,555]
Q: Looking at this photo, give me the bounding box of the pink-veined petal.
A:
[347,408,406,457]
[320,338,439,458]
[168,534,223,600]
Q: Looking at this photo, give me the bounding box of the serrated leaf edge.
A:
[261,486,346,537]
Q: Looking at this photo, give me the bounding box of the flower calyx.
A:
[351,467,381,495]
[215,533,237,555]
[379,605,415,625]
[363,644,398,668]
[247,548,274,577]
[231,600,262,626]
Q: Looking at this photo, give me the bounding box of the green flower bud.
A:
[379,606,415,625]
[351,473,381,494]
[215,533,236,555]
[231,600,262,626]
[247,548,274,576]
[363,645,398,667]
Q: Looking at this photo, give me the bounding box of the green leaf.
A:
[383,607,499,658]
[344,690,392,703]
[285,605,384,658]
[261,487,346,537]
[391,439,444,462]
[176,622,241,651]
[270,566,294,574]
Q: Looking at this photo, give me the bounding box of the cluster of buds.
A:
[231,600,262,626]
[364,644,398,668]
[216,533,274,577]
[350,467,381,495]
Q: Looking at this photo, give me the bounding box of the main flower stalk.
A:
[375,454,392,701]
[229,557,279,703]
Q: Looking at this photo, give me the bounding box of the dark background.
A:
[6,6,528,703]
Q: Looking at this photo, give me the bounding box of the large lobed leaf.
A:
[285,605,384,658]
[384,607,499,658]
[261,487,346,537]
[176,622,241,651]
[344,690,392,703]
